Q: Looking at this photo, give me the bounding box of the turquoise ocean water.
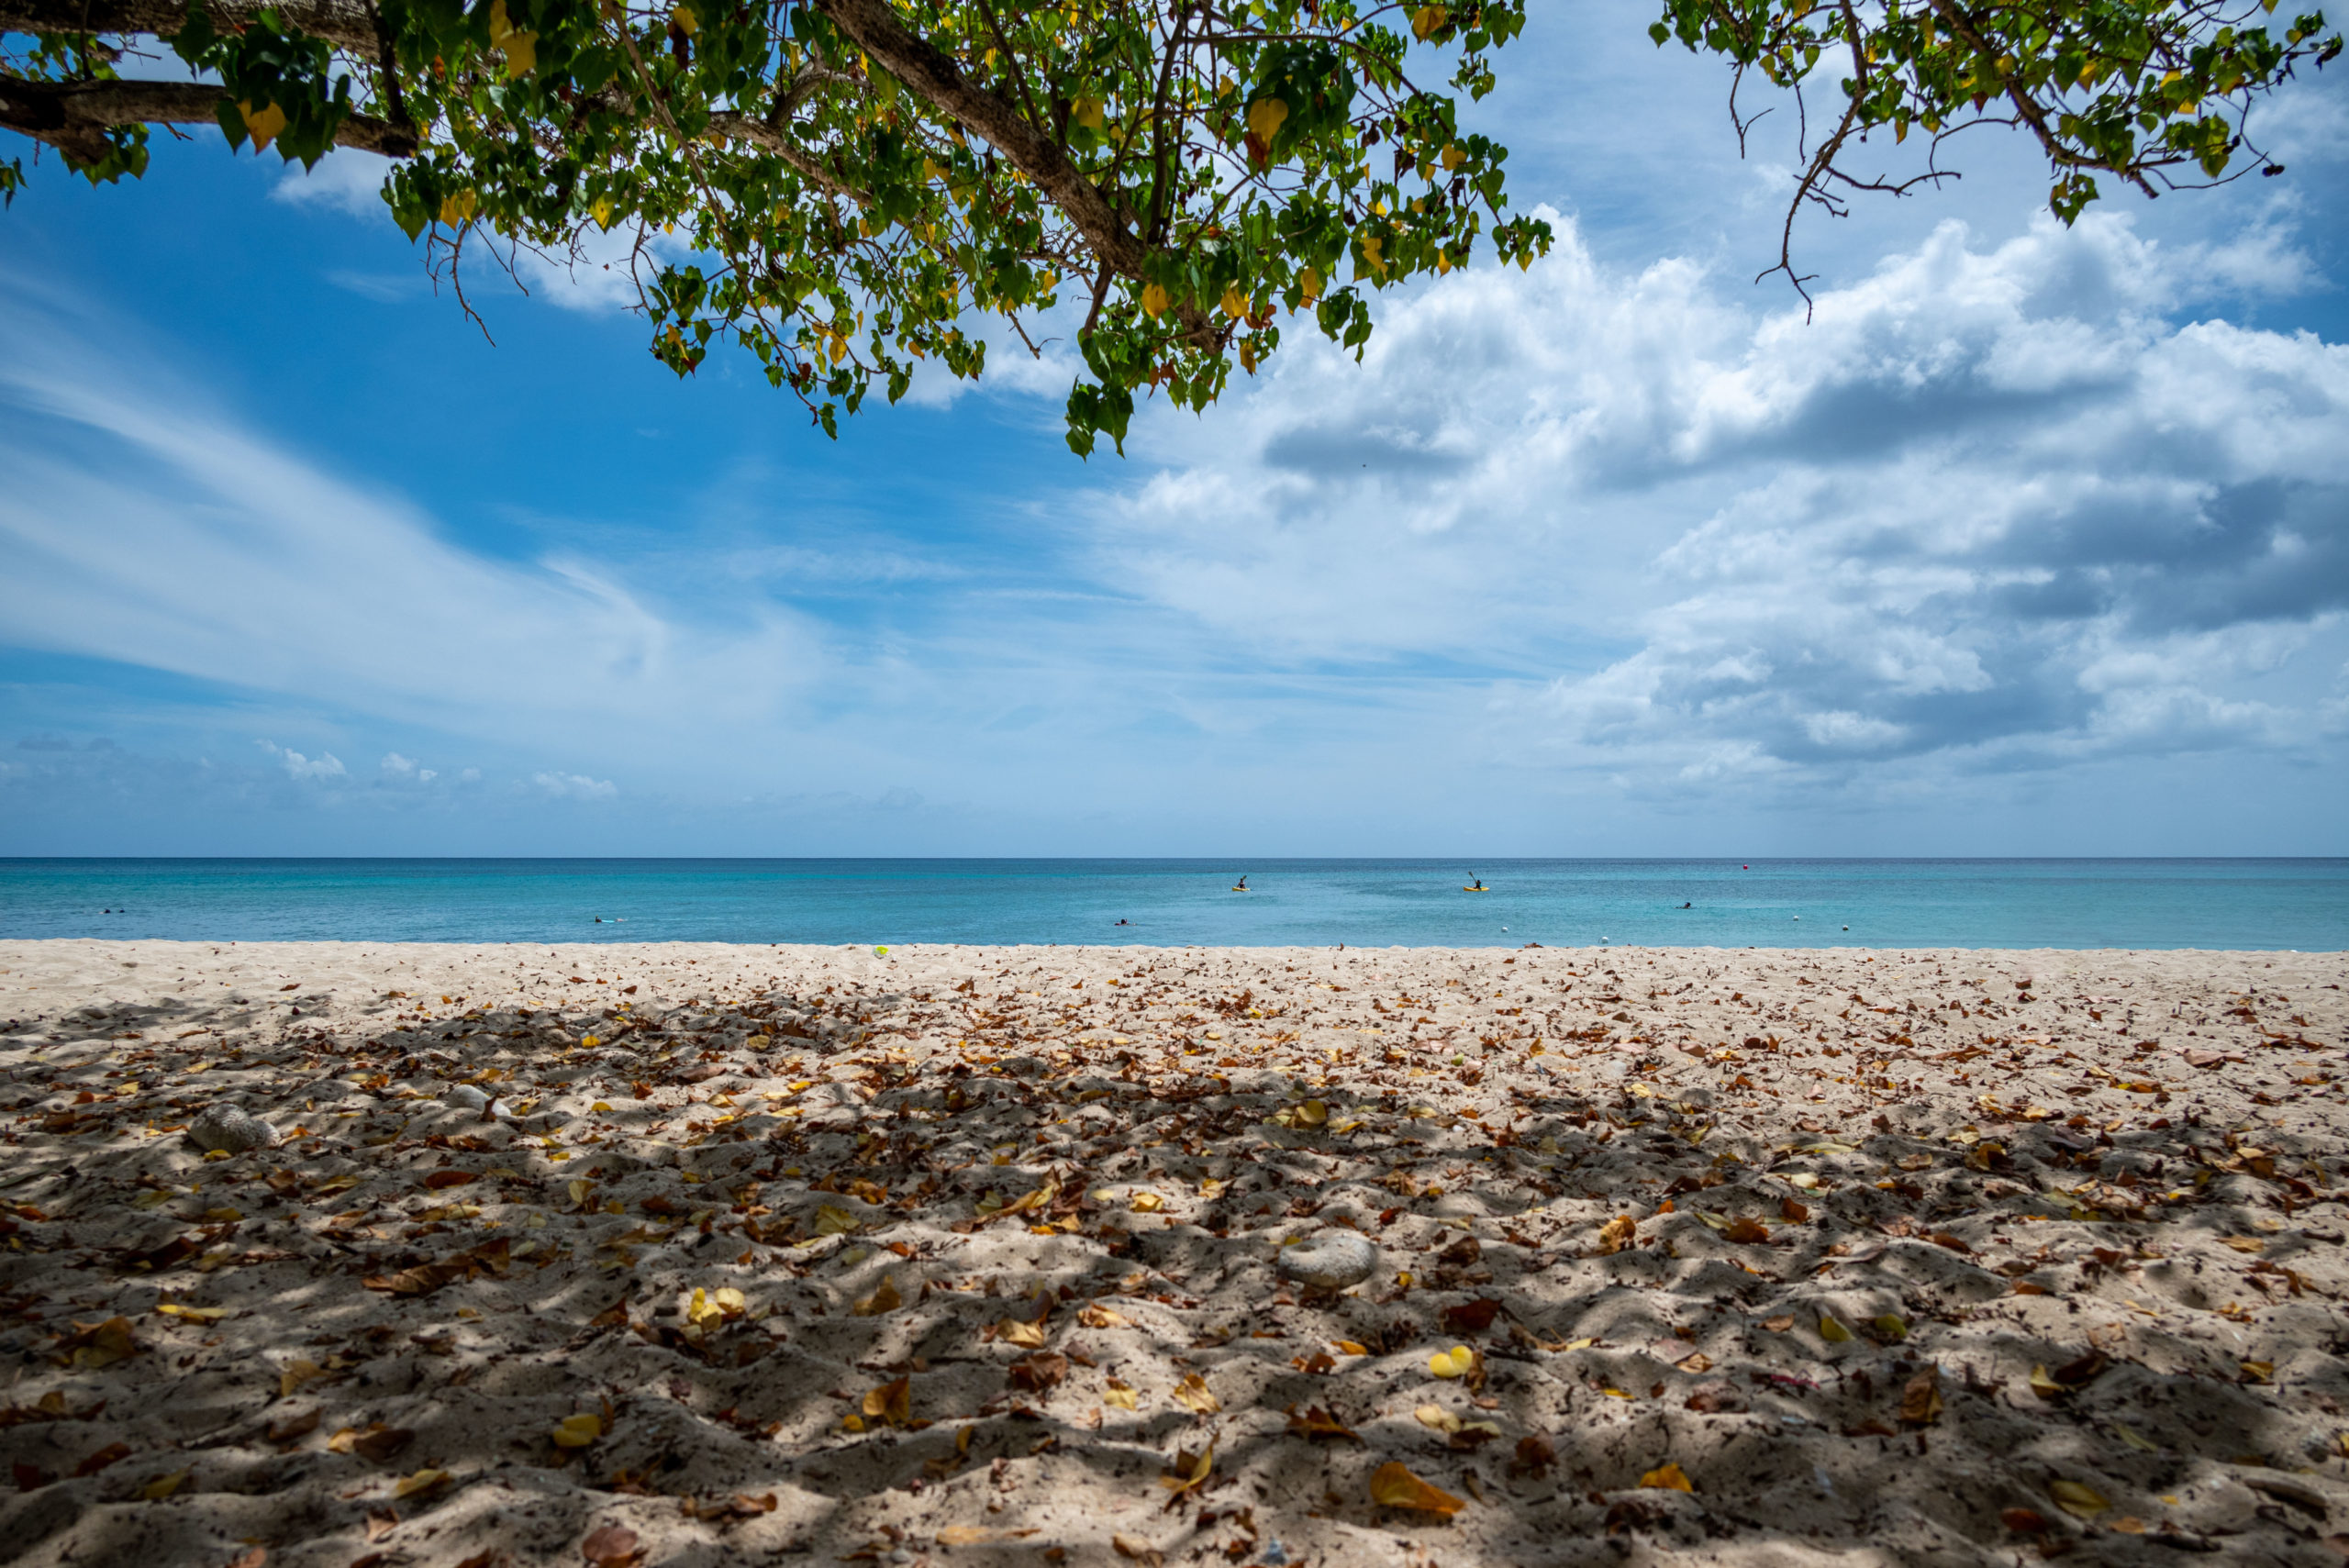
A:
[1,859,2344,950]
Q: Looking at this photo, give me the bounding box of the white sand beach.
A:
[1,939,2344,1566]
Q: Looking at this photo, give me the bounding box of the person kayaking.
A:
[1464,876,1488,892]
[1232,875,1250,892]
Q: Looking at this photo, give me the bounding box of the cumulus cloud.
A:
[1095,208,2349,798]
[257,739,347,780]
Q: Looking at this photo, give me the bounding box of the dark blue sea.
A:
[1,859,2343,950]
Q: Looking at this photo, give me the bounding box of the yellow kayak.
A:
[1462,885,1491,893]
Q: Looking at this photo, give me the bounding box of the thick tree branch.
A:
[809,0,1147,279]
[0,0,380,49]
[0,74,417,160]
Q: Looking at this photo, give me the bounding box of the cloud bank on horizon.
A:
[1,12,2344,856]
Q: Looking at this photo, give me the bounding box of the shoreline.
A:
[0,939,2343,1565]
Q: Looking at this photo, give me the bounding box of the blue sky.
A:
[4,0,2347,857]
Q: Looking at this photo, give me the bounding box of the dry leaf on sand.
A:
[1370,1460,1466,1516]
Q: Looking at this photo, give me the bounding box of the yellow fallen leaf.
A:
[2029,1364,2065,1400]
[1873,1314,1908,1341]
[1130,1191,1163,1213]
[937,1526,995,1546]
[1414,1404,1462,1433]
[1641,1462,1694,1492]
[2050,1479,2109,1517]
[1370,1460,1464,1516]
[590,1100,614,1113]
[814,1204,861,1236]
[1172,1373,1220,1414]
[1297,1099,1329,1127]
[280,1358,326,1397]
[2242,1360,2275,1383]
[863,1375,912,1427]
[1334,1340,1369,1356]
[395,1467,451,1498]
[155,1303,228,1323]
[1428,1345,1476,1379]
[552,1413,602,1448]
[853,1275,902,1317]
[142,1468,190,1500]
[996,1318,1047,1349]
[2113,1422,2159,1451]
[1818,1315,1852,1343]
[1105,1381,1139,1410]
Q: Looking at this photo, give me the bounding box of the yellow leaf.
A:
[1298,266,1322,304]
[1428,1345,1476,1380]
[1159,1440,1214,1496]
[440,188,477,228]
[996,1318,1047,1349]
[1220,283,1248,320]
[2113,1422,2159,1451]
[1130,1190,1163,1213]
[1414,1404,1462,1433]
[239,99,287,153]
[588,203,613,235]
[1246,96,1289,144]
[580,1033,602,1049]
[1139,284,1170,318]
[1872,1314,1908,1341]
[1411,5,1449,39]
[1105,1381,1140,1410]
[1171,1373,1220,1414]
[1369,1460,1464,1516]
[568,1179,592,1207]
[671,2,697,31]
[2242,1360,2275,1383]
[937,1526,995,1546]
[1640,1462,1694,1492]
[2050,1479,2110,1517]
[395,1467,451,1498]
[1297,1098,1329,1127]
[280,1357,326,1397]
[1818,1315,1852,1342]
[2029,1364,2065,1399]
[1441,142,1466,172]
[142,1468,191,1500]
[862,1374,912,1427]
[853,1275,902,1317]
[815,1204,861,1235]
[155,1303,229,1323]
[1074,95,1105,130]
[552,1413,602,1448]
[1334,1340,1368,1355]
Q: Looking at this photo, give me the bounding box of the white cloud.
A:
[1090,207,2349,797]
[530,771,618,800]
[257,739,346,779]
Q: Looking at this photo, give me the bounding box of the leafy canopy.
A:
[2,0,2336,450]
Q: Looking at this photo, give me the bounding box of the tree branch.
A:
[0,0,380,50]
[809,0,1147,279]
[0,74,417,161]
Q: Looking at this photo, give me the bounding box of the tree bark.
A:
[0,0,379,49]
[0,75,417,162]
